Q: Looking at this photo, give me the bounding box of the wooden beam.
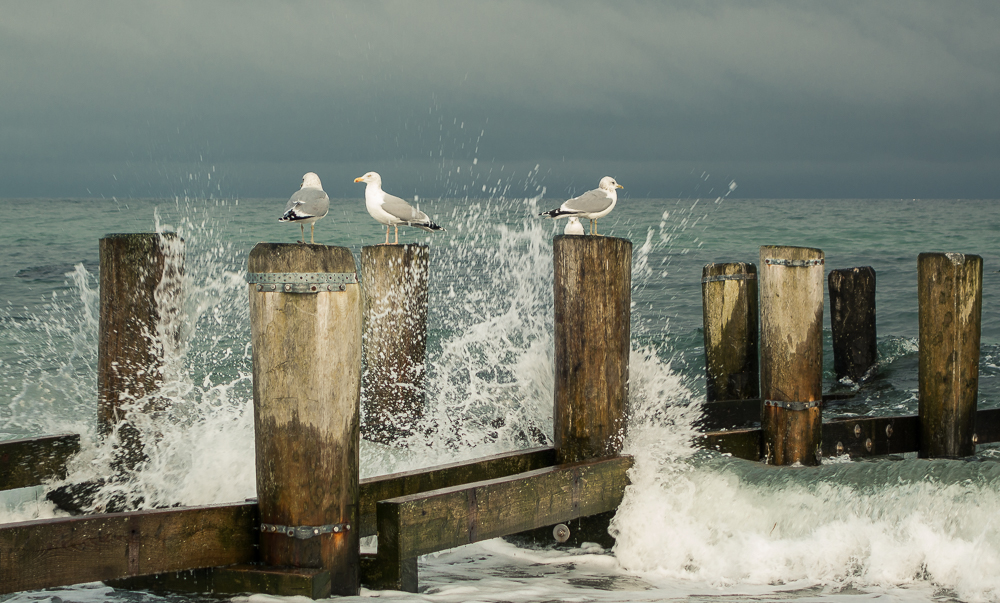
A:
[370,455,632,592]
[0,502,257,594]
[0,434,80,491]
[358,446,556,537]
[698,409,1000,462]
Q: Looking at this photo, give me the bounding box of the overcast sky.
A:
[2,1,998,199]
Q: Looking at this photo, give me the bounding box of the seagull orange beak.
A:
[354,177,364,183]
[617,184,624,189]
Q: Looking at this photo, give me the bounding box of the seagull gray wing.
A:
[562,188,613,214]
[282,188,330,220]
[382,193,429,223]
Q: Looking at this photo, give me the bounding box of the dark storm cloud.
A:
[1,1,998,199]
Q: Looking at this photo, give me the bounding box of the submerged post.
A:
[360,244,429,444]
[759,245,824,466]
[917,252,982,458]
[553,235,632,464]
[828,267,878,383]
[249,243,361,596]
[701,262,759,402]
[98,233,184,470]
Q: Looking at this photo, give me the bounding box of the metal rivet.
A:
[553,524,570,543]
[886,424,893,438]
[313,528,320,535]
[310,285,317,292]
[333,526,341,533]
[973,433,979,444]
[284,284,292,292]
[257,284,263,291]
[854,425,862,438]
[345,524,350,531]
[327,284,333,291]
[835,442,844,455]
[270,284,276,291]
[340,284,346,291]
[865,438,873,452]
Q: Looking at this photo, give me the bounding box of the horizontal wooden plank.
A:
[358,446,556,537]
[110,564,331,599]
[0,434,80,491]
[977,408,1000,444]
[0,502,258,594]
[698,394,858,431]
[379,455,632,560]
[821,415,919,457]
[697,428,761,461]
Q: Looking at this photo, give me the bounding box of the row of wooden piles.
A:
[702,246,984,464]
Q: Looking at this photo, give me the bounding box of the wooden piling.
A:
[917,252,982,458]
[828,267,878,383]
[98,233,183,470]
[360,245,429,443]
[553,236,632,464]
[701,262,759,402]
[758,245,824,466]
[249,243,361,596]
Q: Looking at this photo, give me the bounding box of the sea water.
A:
[1,194,999,602]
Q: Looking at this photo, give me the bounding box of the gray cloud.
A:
[1,1,998,199]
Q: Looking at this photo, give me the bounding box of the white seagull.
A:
[564,216,585,235]
[354,171,444,245]
[539,176,623,236]
[278,172,330,244]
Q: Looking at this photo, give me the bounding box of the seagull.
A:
[539,176,623,236]
[278,172,330,244]
[564,216,585,235]
[354,171,444,245]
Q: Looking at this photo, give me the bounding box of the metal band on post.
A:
[764,258,824,267]
[260,522,352,539]
[247,272,358,293]
[763,399,823,411]
[701,273,758,284]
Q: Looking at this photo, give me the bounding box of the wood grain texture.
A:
[0,434,80,491]
[0,502,257,594]
[372,455,632,592]
[918,252,982,458]
[701,262,759,402]
[98,233,184,470]
[828,267,878,383]
[248,243,361,596]
[358,446,556,537]
[759,245,824,465]
[360,245,429,443]
[553,236,632,464]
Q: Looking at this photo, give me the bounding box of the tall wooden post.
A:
[98,233,184,470]
[701,262,759,402]
[918,252,982,459]
[249,243,361,596]
[553,236,632,464]
[828,267,878,383]
[360,245,429,444]
[759,245,824,466]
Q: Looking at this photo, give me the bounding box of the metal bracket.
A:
[702,273,757,283]
[764,399,822,411]
[260,522,351,539]
[763,258,824,267]
[247,272,357,293]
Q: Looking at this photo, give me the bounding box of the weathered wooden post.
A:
[829,267,878,383]
[917,252,982,459]
[701,262,759,402]
[98,233,184,470]
[360,244,429,444]
[759,245,824,466]
[249,243,361,597]
[553,235,632,464]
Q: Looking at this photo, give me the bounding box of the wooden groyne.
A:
[2,236,997,598]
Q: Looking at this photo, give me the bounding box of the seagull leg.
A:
[394,225,399,245]
[310,223,316,245]
[382,226,390,245]
[299,224,305,244]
